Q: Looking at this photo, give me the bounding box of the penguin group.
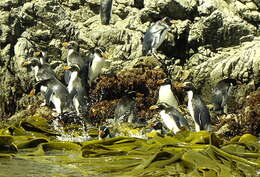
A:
[23,44,108,116]
[21,0,239,138]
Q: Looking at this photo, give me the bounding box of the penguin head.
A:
[158,78,171,86]
[22,58,41,67]
[64,64,81,72]
[155,18,170,31]
[150,102,171,111]
[98,126,111,139]
[182,82,196,92]
[94,47,108,59]
[34,50,45,58]
[62,41,79,51]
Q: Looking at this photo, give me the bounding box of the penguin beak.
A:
[62,42,70,47]
[29,89,36,97]
[149,105,159,110]
[22,61,32,66]
[101,52,108,59]
[34,51,42,57]
[63,65,71,70]
[175,82,185,88]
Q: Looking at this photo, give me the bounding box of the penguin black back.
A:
[212,78,237,113]
[143,18,170,56]
[114,91,136,123]
[150,102,189,133]
[100,0,113,25]
[183,82,211,131]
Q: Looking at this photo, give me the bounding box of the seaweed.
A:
[88,64,167,123]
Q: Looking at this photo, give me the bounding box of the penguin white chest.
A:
[89,54,104,83]
[68,71,78,93]
[51,93,62,113]
[158,85,178,108]
[33,66,40,81]
[159,110,180,133]
[187,91,194,120]
[155,28,168,50]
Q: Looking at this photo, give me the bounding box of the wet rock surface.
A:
[0,0,259,138]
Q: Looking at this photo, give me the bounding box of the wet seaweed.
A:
[88,65,167,123]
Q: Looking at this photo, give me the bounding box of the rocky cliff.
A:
[0,0,259,135]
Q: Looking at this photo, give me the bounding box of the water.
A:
[0,157,84,177]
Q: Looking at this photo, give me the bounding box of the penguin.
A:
[87,47,107,87]
[35,77,72,114]
[114,91,137,123]
[62,41,85,69]
[211,78,238,114]
[181,82,211,132]
[149,102,189,133]
[34,50,48,64]
[98,126,112,139]
[22,57,58,106]
[143,18,170,59]
[62,41,88,85]
[157,78,179,109]
[64,64,88,115]
[22,58,56,82]
[100,0,113,25]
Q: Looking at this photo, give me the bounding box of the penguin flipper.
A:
[169,108,189,128]
[143,32,153,55]
[193,99,211,131]
[64,70,71,85]
[45,88,53,106]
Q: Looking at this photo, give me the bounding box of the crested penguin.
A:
[35,77,72,114]
[98,126,112,139]
[143,18,171,59]
[34,50,48,64]
[181,82,211,132]
[212,78,238,114]
[100,0,113,25]
[114,91,137,123]
[22,58,56,82]
[157,78,179,109]
[22,57,57,106]
[64,64,88,115]
[150,102,189,133]
[62,41,85,69]
[87,47,107,87]
[62,41,88,85]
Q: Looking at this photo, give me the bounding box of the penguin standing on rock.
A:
[150,102,189,133]
[157,78,179,109]
[62,41,85,70]
[22,57,57,106]
[180,82,211,132]
[35,77,72,114]
[100,0,113,25]
[212,78,238,114]
[114,91,137,123]
[87,47,108,87]
[64,64,88,115]
[143,18,173,59]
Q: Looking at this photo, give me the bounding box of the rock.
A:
[144,0,198,20]
[0,0,258,138]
